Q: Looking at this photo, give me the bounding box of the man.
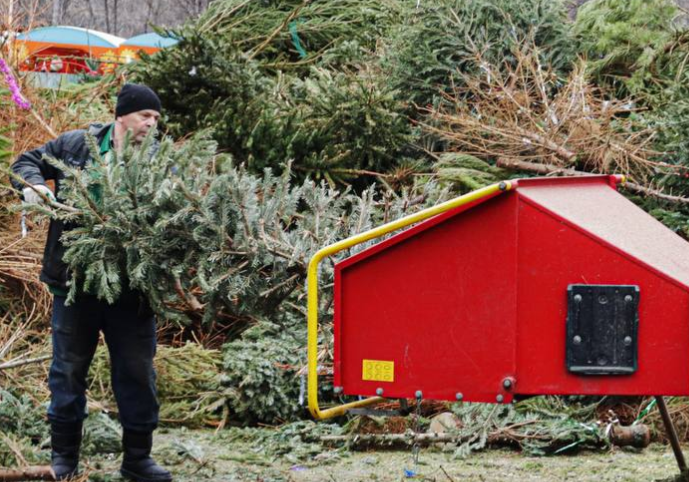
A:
[11,84,172,482]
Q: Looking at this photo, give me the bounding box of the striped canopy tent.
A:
[119,32,178,62]
[15,26,124,74]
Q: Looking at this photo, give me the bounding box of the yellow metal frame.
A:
[307,181,515,420]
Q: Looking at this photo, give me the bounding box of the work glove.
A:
[22,185,55,205]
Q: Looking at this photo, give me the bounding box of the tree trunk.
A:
[0,465,55,481]
[52,0,62,24]
[103,0,110,33]
[113,0,118,35]
[7,0,13,29]
[144,0,162,33]
[87,0,96,28]
[60,0,72,24]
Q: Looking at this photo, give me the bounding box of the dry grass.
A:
[0,211,51,327]
[0,50,116,334]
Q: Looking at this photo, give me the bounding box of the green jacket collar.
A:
[99,124,115,155]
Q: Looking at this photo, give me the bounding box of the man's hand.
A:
[22,185,55,205]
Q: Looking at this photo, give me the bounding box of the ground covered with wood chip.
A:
[66,428,684,482]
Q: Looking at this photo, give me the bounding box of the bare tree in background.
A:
[179,0,210,18]
[86,0,95,26]
[51,0,72,25]
[143,0,163,33]
[8,0,15,27]
[103,0,109,31]
[9,0,689,38]
[9,0,208,37]
[52,0,61,24]
[1,0,46,32]
[102,0,119,35]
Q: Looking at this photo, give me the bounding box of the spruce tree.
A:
[33,132,449,422]
[41,132,448,329]
[130,1,418,187]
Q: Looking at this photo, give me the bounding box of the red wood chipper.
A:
[307,175,689,474]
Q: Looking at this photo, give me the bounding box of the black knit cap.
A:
[115,84,161,117]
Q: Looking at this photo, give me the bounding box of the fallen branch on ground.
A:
[0,355,51,371]
[0,466,55,482]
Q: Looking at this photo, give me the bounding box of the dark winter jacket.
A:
[11,123,113,291]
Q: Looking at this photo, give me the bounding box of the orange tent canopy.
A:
[15,26,124,74]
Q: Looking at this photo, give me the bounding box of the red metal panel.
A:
[516,198,689,395]
[336,191,508,272]
[335,194,519,403]
[334,176,689,402]
[333,266,344,388]
[518,177,689,289]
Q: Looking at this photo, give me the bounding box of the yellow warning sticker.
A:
[362,359,394,382]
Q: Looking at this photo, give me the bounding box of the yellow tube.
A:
[307,181,514,419]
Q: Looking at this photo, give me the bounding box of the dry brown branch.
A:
[0,466,55,481]
[0,354,51,371]
[173,275,205,312]
[496,158,689,205]
[0,223,51,327]
[422,44,658,181]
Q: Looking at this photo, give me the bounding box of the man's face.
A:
[117,109,160,143]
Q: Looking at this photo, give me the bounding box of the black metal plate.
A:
[566,285,639,375]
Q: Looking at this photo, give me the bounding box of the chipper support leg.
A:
[656,396,688,475]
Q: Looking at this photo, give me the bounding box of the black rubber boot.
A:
[50,421,82,481]
[120,430,172,482]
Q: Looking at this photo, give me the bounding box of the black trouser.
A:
[48,292,159,432]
